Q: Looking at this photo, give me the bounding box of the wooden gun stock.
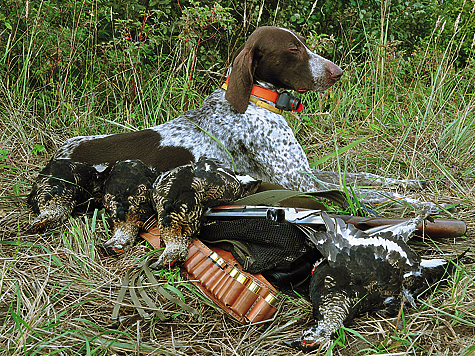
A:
[330,214,467,239]
[205,206,467,239]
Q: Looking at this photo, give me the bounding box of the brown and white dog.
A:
[53,27,425,198]
[53,27,343,190]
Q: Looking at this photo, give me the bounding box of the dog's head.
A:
[226,26,343,113]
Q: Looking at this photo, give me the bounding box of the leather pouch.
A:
[140,225,278,324]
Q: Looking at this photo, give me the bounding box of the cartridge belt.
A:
[182,238,278,324]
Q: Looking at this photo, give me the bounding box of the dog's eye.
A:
[288,47,300,53]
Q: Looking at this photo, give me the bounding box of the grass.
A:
[1,4,475,356]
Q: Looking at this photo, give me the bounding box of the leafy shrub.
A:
[433,0,475,65]
[268,0,439,60]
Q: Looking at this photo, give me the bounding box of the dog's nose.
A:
[328,62,344,80]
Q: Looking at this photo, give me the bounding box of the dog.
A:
[50,26,432,209]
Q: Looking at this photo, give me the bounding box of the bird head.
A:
[285,325,332,351]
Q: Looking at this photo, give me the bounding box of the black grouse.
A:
[101,159,158,254]
[26,159,104,232]
[151,157,260,268]
[288,208,462,351]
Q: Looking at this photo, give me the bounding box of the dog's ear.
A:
[226,45,256,114]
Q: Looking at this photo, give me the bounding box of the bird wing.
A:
[307,213,421,271]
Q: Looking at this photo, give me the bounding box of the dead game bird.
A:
[151,157,260,269]
[101,159,158,254]
[26,159,104,232]
[287,208,464,351]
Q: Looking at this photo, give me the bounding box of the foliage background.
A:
[1,0,473,141]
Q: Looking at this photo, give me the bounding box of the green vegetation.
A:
[0,0,474,355]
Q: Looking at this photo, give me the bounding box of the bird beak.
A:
[284,338,321,351]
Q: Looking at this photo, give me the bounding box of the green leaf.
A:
[163,284,185,301]
[31,144,45,155]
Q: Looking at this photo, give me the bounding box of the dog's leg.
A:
[240,129,439,210]
[311,169,427,190]
[304,177,444,212]
[235,124,441,211]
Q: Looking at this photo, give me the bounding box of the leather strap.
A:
[140,227,162,249]
[248,95,283,115]
[135,223,279,324]
[112,250,202,324]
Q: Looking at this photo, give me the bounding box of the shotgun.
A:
[204,205,467,239]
